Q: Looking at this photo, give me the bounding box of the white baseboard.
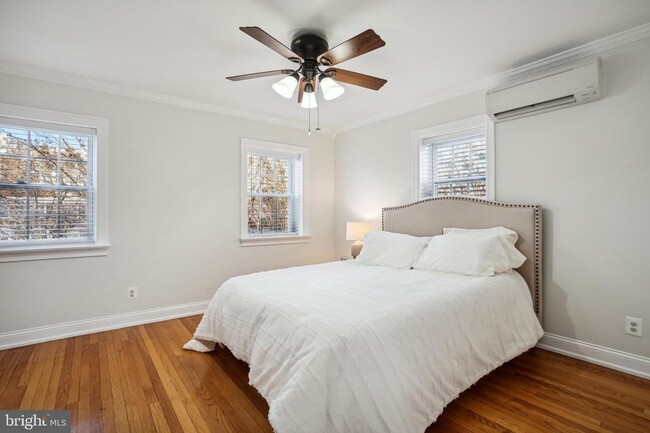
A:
[0,300,210,350]
[537,333,650,380]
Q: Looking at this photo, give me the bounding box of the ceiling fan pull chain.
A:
[316,80,321,132]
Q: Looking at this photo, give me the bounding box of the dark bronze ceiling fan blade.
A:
[297,78,306,103]
[318,29,385,66]
[324,68,387,90]
[226,69,294,81]
[240,26,303,62]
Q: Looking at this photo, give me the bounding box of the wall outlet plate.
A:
[128,287,138,300]
[625,316,642,337]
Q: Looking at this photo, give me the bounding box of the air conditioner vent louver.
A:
[494,95,577,120]
[487,59,602,122]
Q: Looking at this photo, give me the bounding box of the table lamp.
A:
[346,222,370,258]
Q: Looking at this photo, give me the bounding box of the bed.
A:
[185,197,544,433]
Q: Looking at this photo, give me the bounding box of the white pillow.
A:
[356,231,429,269]
[413,234,526,276]
[443,226,519,244]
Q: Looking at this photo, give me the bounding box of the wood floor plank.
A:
[42,339,68,410]
[53,336,76,410]
[210,346,271,417]
[505,361,650,423]
[153,319,269,432]
[0,346,34,408]
[66,336,84,408]
[114,329,156,433]
[510,353,650,408]
[104,330,132,433]
[31,339,65,410]
[180,315,201,333]
[131,326,185,433]
[150,401,173,433]
[19,342,54,409]
[96,332,117,433]
[75,338,103,433]
[17,344,40,387]
[0,317,648,433]
[482,371,609,432]
[137,322,208,433]
[177,346,270,433]
[146,321,236,433]
[0,348,22,391]
[430,403,512,433]
[125,327,158,404]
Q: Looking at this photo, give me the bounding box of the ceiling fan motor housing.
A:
[291,34,329,60]
[291,34,328,82]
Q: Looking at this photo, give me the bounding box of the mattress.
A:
[186,261,544,433]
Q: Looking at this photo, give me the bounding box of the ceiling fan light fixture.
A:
[272,73,299,98]
[319,75,345,100]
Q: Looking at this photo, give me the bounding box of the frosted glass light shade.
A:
[320,76,345,100]
[272,74,298,99]
[346,222,370,241]
[300,91,318,109]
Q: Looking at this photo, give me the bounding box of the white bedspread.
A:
[186,261,543,433]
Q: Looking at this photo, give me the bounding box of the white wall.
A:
[496,38,650,357]
[334,90,486,248]
[0,73,336,333]
[334,37,650,357]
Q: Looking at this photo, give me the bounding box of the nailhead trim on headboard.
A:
[381,196,543,323]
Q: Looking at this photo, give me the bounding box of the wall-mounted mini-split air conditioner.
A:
[486,59,603,122]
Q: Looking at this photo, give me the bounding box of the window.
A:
[0,103,108,262]
[415,116,493,200]
[240,138,308,246]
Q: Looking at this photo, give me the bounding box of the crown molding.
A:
[502,21,650,82]
[0,61,312,132]
[0,22,648,138]
[332,21,650,136]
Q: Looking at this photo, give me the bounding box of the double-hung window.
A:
[240,138,308,245]
[416,116,493,200]
[0,103,108,262]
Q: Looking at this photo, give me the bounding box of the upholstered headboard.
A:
[382,197,542,324]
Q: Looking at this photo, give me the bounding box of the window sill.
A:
[240,236,310,247]
[0,243,110,263]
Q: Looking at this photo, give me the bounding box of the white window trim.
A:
[0,103,109,263]
[412,115,495,202]
[240,137,309,247]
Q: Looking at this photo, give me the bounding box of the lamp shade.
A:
[320,76,345,100]
[346,222,370,241]
[272,74,299,99]
[300,91,318,109]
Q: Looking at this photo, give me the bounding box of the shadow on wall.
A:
[542,208,574,337]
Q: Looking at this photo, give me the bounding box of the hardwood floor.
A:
[1,316,648,433]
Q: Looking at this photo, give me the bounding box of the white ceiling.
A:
[1,0,650,132]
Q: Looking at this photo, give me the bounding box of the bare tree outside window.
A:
[240,139,306,242]
[0,125,94,244]
[247,153,299,235]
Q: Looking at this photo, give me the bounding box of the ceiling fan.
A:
[226,27,387,111]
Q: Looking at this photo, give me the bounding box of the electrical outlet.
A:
[127,287,138,300]
[625,316,642,337]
